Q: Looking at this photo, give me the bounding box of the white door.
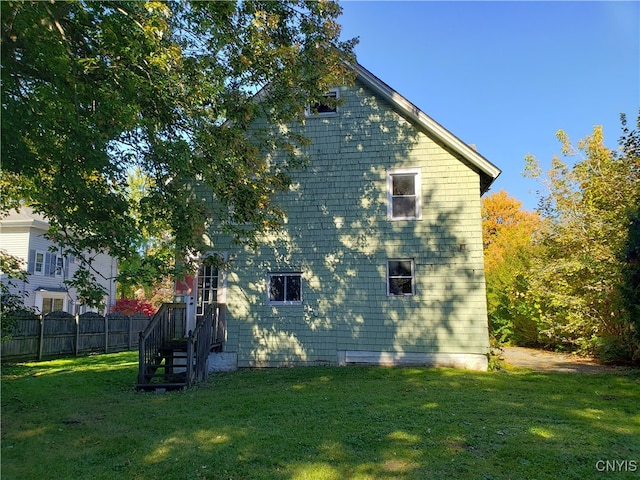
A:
[196,264,219,316]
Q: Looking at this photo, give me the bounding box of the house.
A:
[0,207,118,315]
[179,62,502,373]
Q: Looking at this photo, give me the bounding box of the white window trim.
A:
[267,272,303,306]
[54,256,64,278]
[387,168,422,221]
[207,252,228,304]
[305,89,339,117]
[34,250,46,276]
[386,259,416,297]
[35,292,68,314]
[196,257,224,316]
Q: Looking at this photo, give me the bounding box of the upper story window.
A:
[29,249,66,277]
[54,256,64,278]
[387,168,422,220]
[268,272,302,305]
[306,89,339,117]
[34,251,45,275]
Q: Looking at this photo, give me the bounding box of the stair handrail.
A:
[138,302,186,386]
[212,302,226,347]
[186,303,216,386]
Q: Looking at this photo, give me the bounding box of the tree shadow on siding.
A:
[212,79,488,366]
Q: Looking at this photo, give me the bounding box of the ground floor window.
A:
[41,297,65,314]
[268,273,302,305]
[387,259,415,296]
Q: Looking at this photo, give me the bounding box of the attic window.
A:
[306,89,338,116]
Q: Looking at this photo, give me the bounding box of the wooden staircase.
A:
[137,302,225,391]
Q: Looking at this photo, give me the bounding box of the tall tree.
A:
[1,1,357,306]
[481,190,541,344]
[524,115,640,360]
[619,114,640,354]
[482,189,541,272]
[116,168,174,303]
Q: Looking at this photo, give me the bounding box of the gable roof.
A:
[353,63,501,194]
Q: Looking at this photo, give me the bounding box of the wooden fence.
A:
[1,311,152,361]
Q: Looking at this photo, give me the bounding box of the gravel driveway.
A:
[500,346,624,373]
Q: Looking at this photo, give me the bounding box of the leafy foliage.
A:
[110,298,156,317]
[1,1,357,303]
[482,191,541,345]
[519,114,640,361]
[619,114,640,354]
[116,168,176,301]
[485,115,640,363]
[0,250,36,341]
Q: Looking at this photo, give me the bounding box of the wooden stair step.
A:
[145,372,187,379]
[137,382,187,391]
[164,339,188,347]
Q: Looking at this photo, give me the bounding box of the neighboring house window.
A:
[34,251,45,275]
[387,259,415,296]
[30,250,64,277]
[306,89,339,116]
[42,297,64,314]
[387,168,422,220]
[268,273,302,305]
[54,256,64,278]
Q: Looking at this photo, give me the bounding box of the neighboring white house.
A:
[0,207,118,315]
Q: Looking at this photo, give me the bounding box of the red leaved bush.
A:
[110,298,156,317]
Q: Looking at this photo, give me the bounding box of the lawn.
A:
[1,352,639,480]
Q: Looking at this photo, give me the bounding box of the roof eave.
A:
[0,219,49,230]
[353,63,501,194]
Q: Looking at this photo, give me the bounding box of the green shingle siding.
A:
[213,78,489,367]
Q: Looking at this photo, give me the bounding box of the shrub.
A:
[110,298,156,316]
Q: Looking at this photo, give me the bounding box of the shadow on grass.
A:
[2,353,639,480]
[2,351,138,380]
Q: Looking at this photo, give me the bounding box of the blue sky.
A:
[336,1,639,210]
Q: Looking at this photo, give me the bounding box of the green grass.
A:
[2,352,639,480]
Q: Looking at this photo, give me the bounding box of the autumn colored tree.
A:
[482,190,541,344]
[482,190,541,271]
[110,298,156,317]
[1,1,357,306]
